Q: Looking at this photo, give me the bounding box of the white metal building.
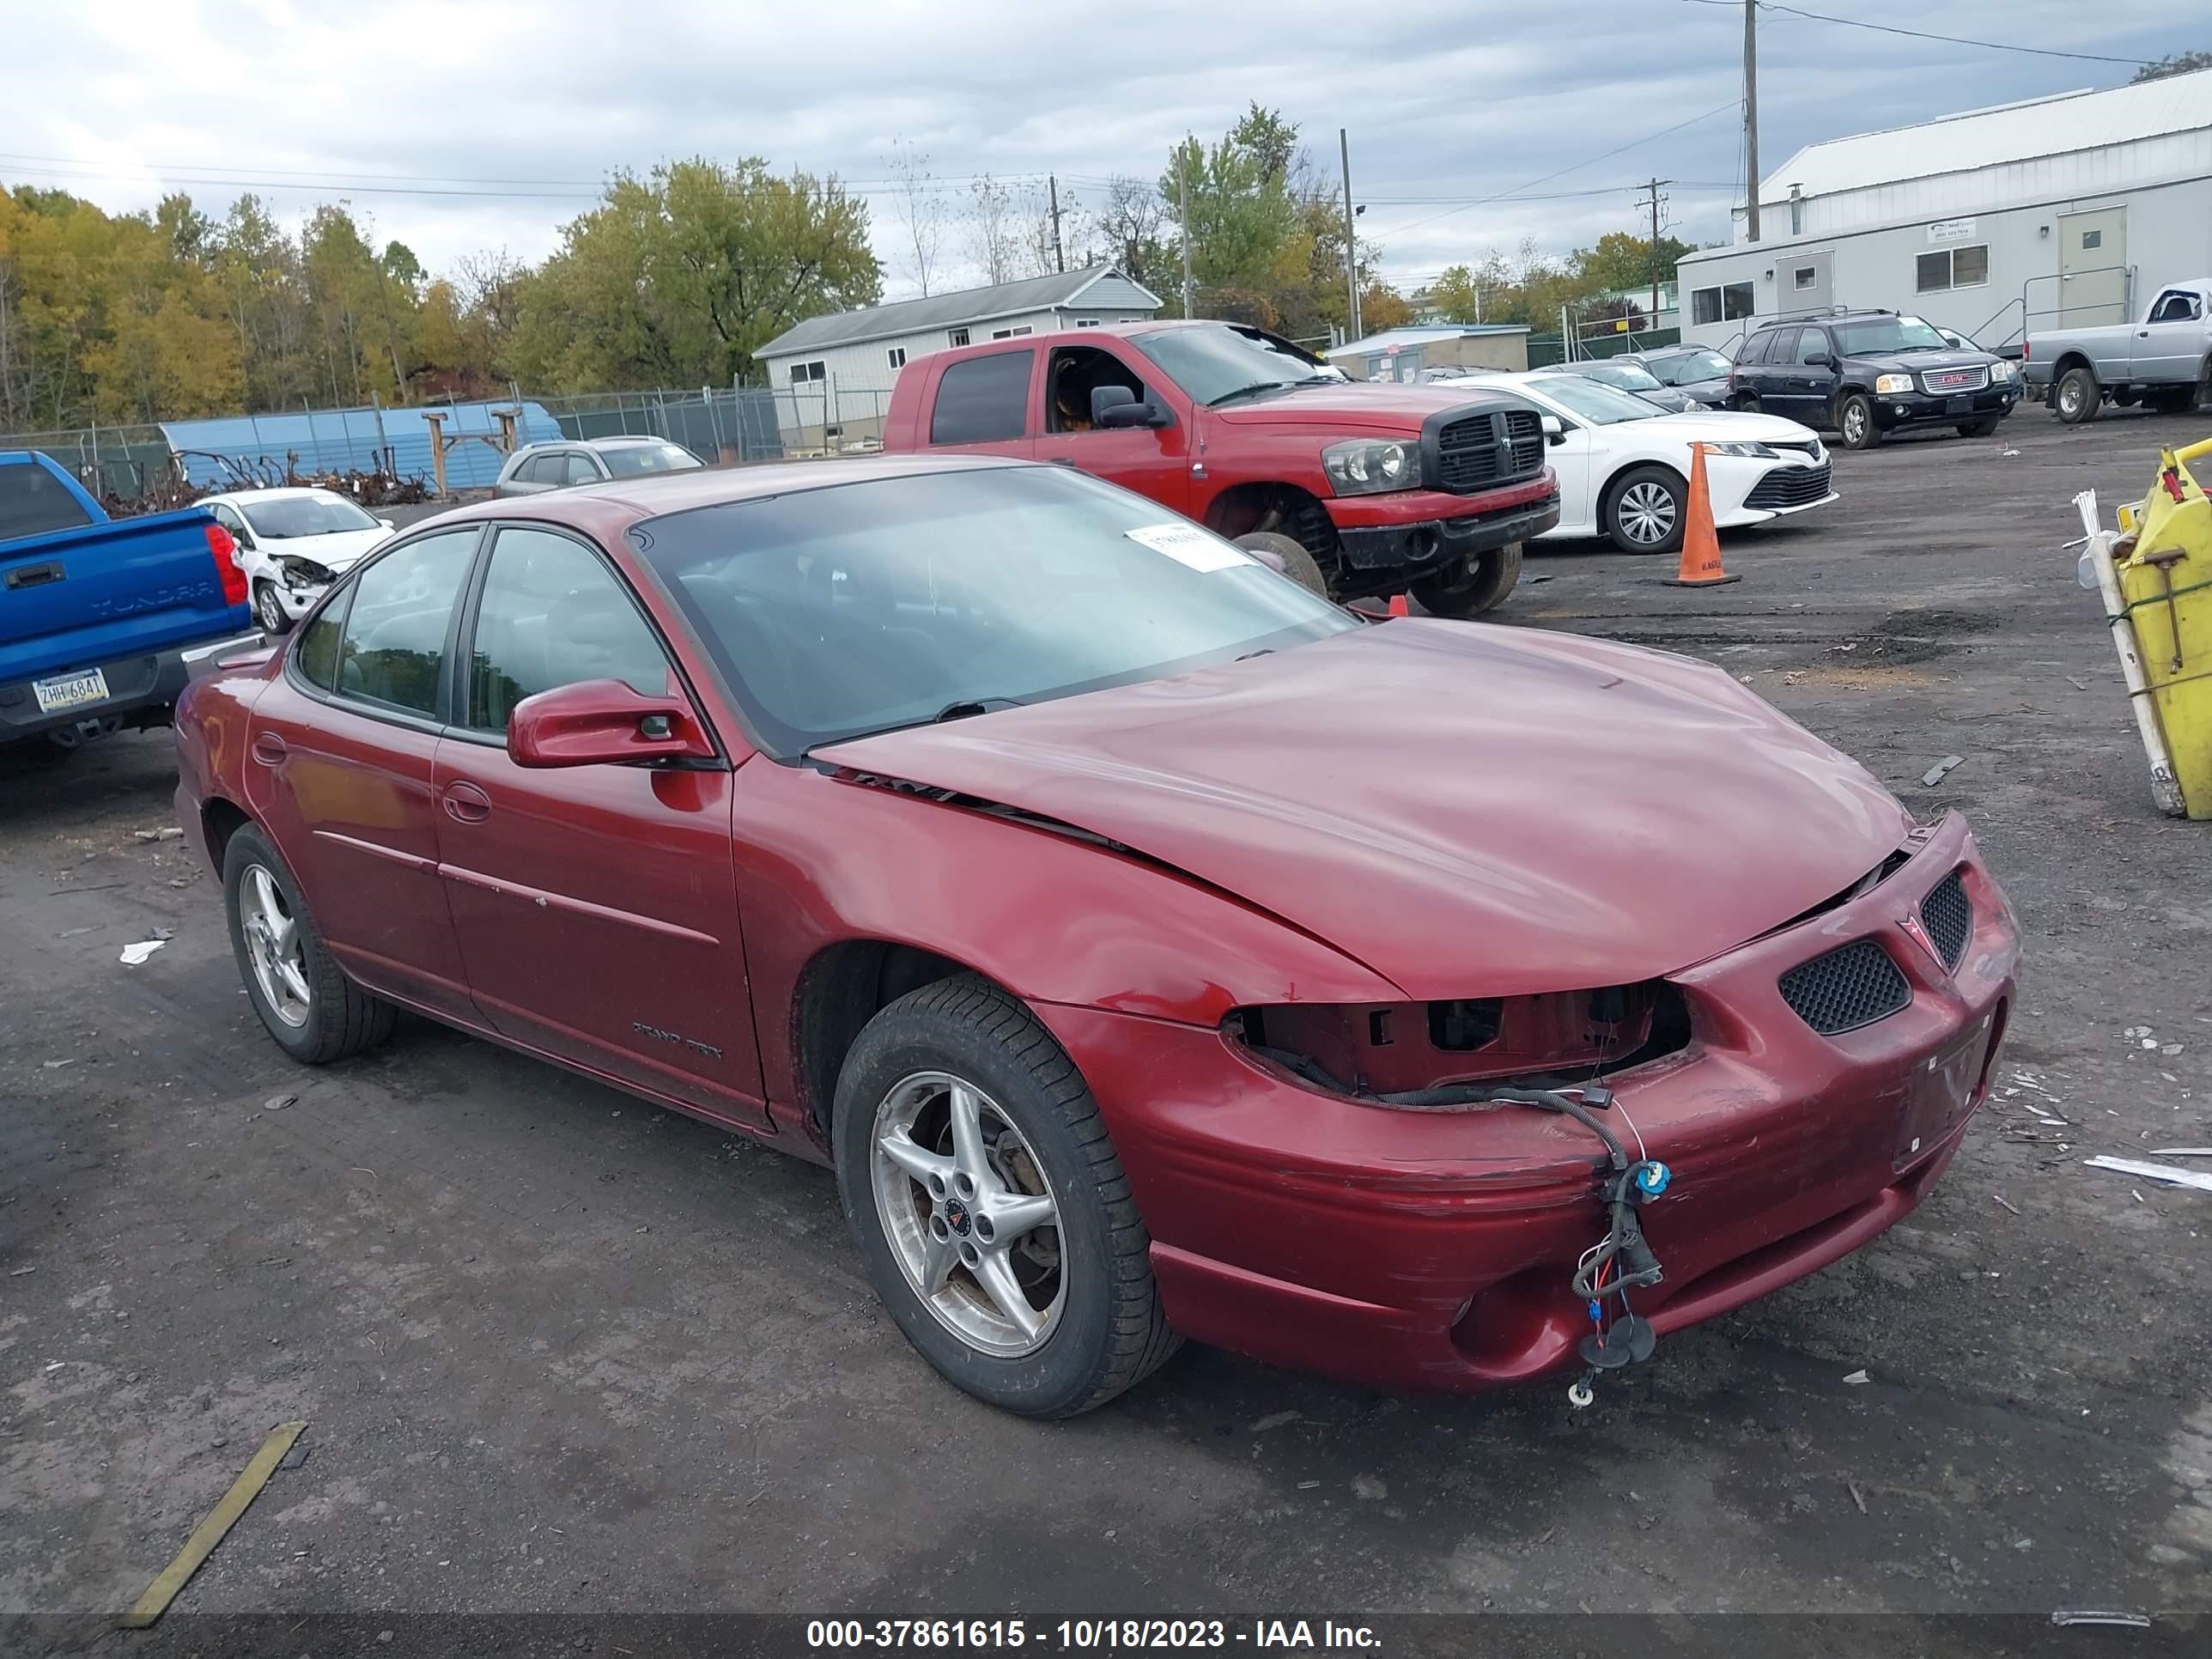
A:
[1675,67,2212,354]
[1325,324,1531,380]
[752,265,1163,446]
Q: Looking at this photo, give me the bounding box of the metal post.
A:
[1643,177,1671,324]
[1049,175,1065,274]
[1179,140,1195,319]
[1743,0,1760,243]
[1340,129,1360,343]
[1561,304,1572,362]
[86,416,100,499]
[371,392,392,477]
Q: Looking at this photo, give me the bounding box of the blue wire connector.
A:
[1632,1160,1672,1198]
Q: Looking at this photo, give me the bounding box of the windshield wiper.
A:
[1208,380,1292,406]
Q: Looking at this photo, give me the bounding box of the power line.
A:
[1678,0,2143,65]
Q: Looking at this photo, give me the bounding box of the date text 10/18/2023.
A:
[805,1620,1382,1650]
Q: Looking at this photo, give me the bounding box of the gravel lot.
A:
[3,411,2208,1650]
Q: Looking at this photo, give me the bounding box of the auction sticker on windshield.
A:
[1125,522,1250,574]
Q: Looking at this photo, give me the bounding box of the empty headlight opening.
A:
[1224,981,1693,1103]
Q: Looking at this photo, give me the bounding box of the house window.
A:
[947,327,970,347]
[1792,266,1817,291]
[1916,245,1989,293]
[787,361,826,384]
[887,347,908,369]
[1074,318,1100,327]
[1691,283,1754,325]
[990,325,1034,340]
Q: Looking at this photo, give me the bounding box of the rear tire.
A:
[1413,542,1522,617]
[2054,366,2100,424]
[1837,392,1882,450]
[252,581,294,636]
[833,975,1177,1418]
[1233,531,1330,599]
[1731,393,1762,414]
[223,823,396,1064]
[1601,466,1686,556]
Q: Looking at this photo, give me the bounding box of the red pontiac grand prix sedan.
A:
[173,455,2017,1417]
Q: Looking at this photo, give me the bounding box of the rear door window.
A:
[929,350,1036,446]
[0,460,94,539]
[329,529,480,717]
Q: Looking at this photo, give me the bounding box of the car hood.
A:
[263,526,388,571]
[1620,409,1821,447]
[1209,380,1534,433]
[1845,349,2000,374]
[813,620,1911,1000]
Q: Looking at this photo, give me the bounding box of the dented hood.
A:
[813,620,1911,1000]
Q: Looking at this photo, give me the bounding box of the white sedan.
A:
[201,488,396,635]
[1502,370,1839,555]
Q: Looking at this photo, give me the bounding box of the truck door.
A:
[921,348,1037,461]
[1035,341,1190,513]
[2133,289,2206,384]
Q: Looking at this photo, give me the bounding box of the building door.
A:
[1781,250,1832,315]
[2058,209,2129,327]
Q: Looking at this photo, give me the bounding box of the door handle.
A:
[251,732,287,766]
[442,781,492,824]
[4,561,63,591]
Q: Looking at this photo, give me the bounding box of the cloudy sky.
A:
[8,0,2203,296]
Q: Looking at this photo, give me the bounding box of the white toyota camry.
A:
[1503,370,1839,555]
[200,488,397,635]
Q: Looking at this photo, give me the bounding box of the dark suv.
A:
[1728,310,2021,449]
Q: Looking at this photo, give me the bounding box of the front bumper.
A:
[1873,383,2021,430]
[1328,474,1562,573]
[1032,811,2017,1394]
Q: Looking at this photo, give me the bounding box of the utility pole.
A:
[1743,0,1761,242]
[1048,174,1065,273]
[1340,128,1361,342]
[1179,140,1195,319]
[1638,177,1673,325]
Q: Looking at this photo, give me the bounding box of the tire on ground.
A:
[222,822,397,1064]
[1837,391,1882,450]
[1601,465,1688,556]
[252,581,295,635]
[1413,541,1522,618]
[2054,365,2100,424]
[1233,531,1330,599]
[832,974,1179,1418]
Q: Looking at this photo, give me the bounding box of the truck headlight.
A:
[1322,439,1415,495]
[1706,441,1778,458]
[1875,374,1915,395]
[1990,360,2013,381]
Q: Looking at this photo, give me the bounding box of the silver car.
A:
[494,437,705,498]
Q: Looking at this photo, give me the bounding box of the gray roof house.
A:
[753,265,1165,402]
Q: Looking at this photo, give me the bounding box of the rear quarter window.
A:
[929,350,1035,445]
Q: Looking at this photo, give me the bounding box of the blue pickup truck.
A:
[2,451,259,755]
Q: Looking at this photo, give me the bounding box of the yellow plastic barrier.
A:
[2114,435,2212,817]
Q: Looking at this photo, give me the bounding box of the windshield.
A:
[631,466,1355,756]
[1832,315,1951,356]
[599,442,703,478]
[1648,349,1730,385]
[1527,375,1662,425]
[1129,324,1345,405]
[1579,361,1663,392]
[238,492,381,539]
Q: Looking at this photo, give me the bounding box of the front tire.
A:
[252,581,294,636]
[1837,392,1881,450]
[1602,465,1686,556]
[223,823,396,1064]
[2054,366,2100,424]
[1413,541,1522,617]
[833,975,1178,1418]
[1233,531,1330,599]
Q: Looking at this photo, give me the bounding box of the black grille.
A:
[1919,870,1972,971]
[1433,408,1546,493]
[1744,463,1832,510]
[1778,939,1911,1035]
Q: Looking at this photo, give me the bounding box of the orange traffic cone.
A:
[1662,443,1740,587]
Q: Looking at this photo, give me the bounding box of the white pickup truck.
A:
[2025,277,2212,423]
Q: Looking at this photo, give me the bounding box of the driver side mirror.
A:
[508,678,714,769]
[1808,354,1837,370]
[1541,414,1566,447]
[1091,385,1170,429]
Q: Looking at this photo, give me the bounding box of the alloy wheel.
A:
[1843,402,1869,445]
[240,864,311,1028]
[257,585,286,632]
[1618,480,1679,547]
[870,1070,1065,1357]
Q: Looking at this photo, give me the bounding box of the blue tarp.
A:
[159,399,565,491]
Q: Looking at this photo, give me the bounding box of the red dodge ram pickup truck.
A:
[879,320,1560,616]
